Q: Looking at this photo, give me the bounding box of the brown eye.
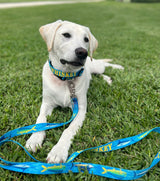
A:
[84,37,89,43]
[62,33,71,38]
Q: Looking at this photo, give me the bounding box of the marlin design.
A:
[117,140,131,147]
[71,113,77,119]
[66,151,84,163]
[75,163,93,168]
[155,151,160,159]
[66,155,76,162]
[72,113,77,117]
[137,170,148,176]
[17,126,36,134]
[102,167,127,177]
[138,131,149,139]
[75,163,93,172]
[14,164,30,168]
[41,165,66,173]
[77,150,83,154]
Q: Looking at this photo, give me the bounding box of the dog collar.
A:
[49,60,84,81]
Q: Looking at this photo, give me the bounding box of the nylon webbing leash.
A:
[0,81,160,179]
[0,123,160,180]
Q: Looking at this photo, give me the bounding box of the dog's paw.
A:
[25,131,46,152]
[102,74,112,85]
[112,64,124,70]
[104,62,124,70]
[46,144,68,163]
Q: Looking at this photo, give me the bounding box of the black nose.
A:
[75,47,88,60]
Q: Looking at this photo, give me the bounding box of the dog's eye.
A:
[62,33,71,38]
[84,37,89,43]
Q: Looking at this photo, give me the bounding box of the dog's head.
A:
[39,20,98,68]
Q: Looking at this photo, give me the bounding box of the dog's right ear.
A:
[39,20,63,52]
[86,27,98,61]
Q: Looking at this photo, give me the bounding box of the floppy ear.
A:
[87,28,98,60]
[39,20,63,52]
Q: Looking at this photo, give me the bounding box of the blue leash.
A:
[0,97,160,180]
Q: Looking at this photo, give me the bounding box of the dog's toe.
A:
[25,131,46,152]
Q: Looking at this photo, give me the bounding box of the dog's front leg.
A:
[47,98,87,163]
[25,101,55,152]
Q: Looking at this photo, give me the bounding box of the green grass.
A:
[0,1,160,181]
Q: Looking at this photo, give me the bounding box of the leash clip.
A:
[67,80,76,99]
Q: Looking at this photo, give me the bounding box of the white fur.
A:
[25,20,124,163]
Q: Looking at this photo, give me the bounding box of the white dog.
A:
[25,20,123,163]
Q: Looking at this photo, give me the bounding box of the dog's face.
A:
[54,22,90,67]
[39,20,98,68]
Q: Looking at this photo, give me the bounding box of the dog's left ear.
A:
[86,28,98,60]
[39,20,63,52]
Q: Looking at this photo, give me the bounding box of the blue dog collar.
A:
[49,60,84,81]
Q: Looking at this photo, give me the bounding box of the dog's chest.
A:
[58,84,71,107]
[48,79,71,107]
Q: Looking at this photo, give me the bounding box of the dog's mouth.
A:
[60,59,85,67]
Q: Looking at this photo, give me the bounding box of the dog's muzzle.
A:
[60,47,88,67]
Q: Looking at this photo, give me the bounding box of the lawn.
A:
[0,1,160,181]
